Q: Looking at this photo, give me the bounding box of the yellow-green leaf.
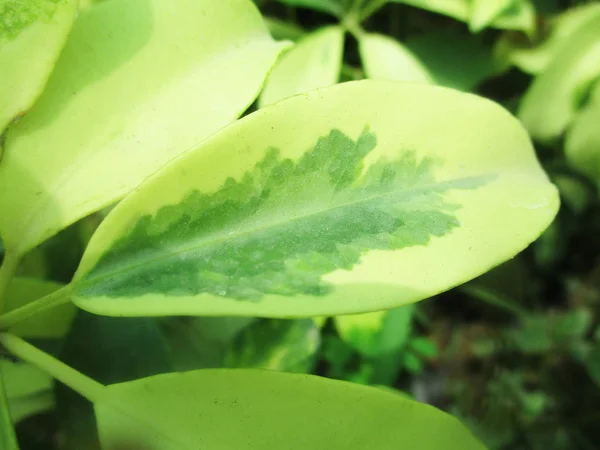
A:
[391,0,534,33]
[495,3,600,75]
[0,0,288,258]
[565,81,600,186]
[518,7,600,142]
[70,80,558,319]
[4,277,74,339]
[469,0,514,33]
[1,360,54,425]
[259,26,343,107]
[334,305,414,357]
[95,369,486,449]
[0,0,78,140]
[359,33,433,84]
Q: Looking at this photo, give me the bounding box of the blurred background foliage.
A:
[2,0,600,449]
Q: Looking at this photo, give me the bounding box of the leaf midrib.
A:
[77,174,489,292]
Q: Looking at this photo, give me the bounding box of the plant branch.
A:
[0,369,19,450]
[0,253,20,314]
[0,333,105,404]
[0,285,74,331]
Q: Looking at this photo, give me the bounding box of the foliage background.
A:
[3,0,600,449]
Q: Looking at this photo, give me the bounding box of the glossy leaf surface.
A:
[72,80,558,318]
[0,0,78,138]
[0,0,288,257]
[259,26,343,107]
[95,369,486,449]
[359,33,432,84]
[518,7,600,142]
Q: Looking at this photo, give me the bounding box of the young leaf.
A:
[518,7,600,142]
[4,277,74,339]
[259,26,344,107]
[94,369,486,449]
[358,33,433,84]
[0,0,289,258]
[565,81,600,186]
[71,80,559,318]
[0,0,78,139]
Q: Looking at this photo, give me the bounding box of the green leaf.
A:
[276,0,347,16]
[4,277,74,339]
[225,319,320,372]
[95,369,486,449]
[358,33,433,84]
[1,360,55,424]
[565,81,600,185]
[1,360,53,399]
[57,311,172,450]
[469,0,516,33]
[0,0,289,258]
[72,80,559,318]
[518,7,600,142]
[259,26,343,107]
[495,3,600,75]
[159,316,255,371]
[7,391,54,425]
[391,0,534,33]
[263,16,305,41]
[0,0,78,139]
[588,343,600,387]
[404,29,494,91]
[334,304,414,356]
[390,0,470,22]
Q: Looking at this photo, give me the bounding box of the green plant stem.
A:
[0,253,20,314]
[0,285,74,331]
[459,285,529,318]
[0,369,19,450]
[0,333,105,404]
[360,0,388,22]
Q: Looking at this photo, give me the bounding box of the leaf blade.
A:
[0,0,78,138]
[0,0,288,257]
[72,80,559,318]
[259,26,344,107]
[95,369,487,450]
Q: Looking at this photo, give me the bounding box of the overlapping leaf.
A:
[359,33,433,84]
[390,0,535,34]
[518,6,600,142]
[0,0,78,140]
[259,26,343,107]
[0,0,288,258]
[95,369,486,449]
[69,80,558,318]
